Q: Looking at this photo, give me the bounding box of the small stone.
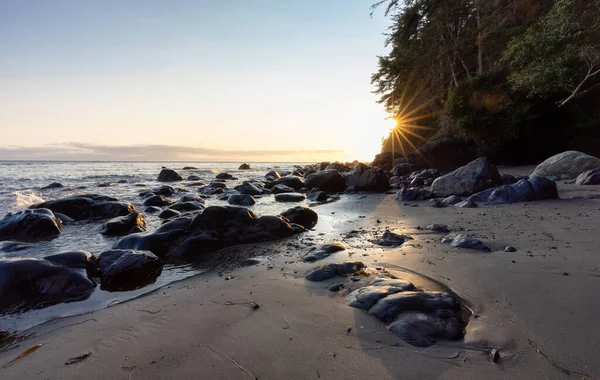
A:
[328,284,343,292]
[504,246,517,252]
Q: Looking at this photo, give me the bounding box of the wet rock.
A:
[280,206,318,229]
[426,224,450,233]
[442,234,490,251]
[238,163,252,170]
[346,279,415,309]
[143,195,175,207]
[328,283,344,292]
[305,261,365,281]
[187,175,201,181]
[42,182,64,189]
[575,168,600,185]
[504,246,517,252]
[31,194,136,220]
[265,170,281,181]
[307,189,327,202]
[152,185,176,196]
[235,182,264,196]
[343,163,389,192]
[169,201,205,212]
[531,151,600,179]
[304,170,346,193]
[368,291,459,322]
[271,184,295,194]
[101,212,147,236]
[303,242,346,262]
[441,195,462,206]
[158,208,181,219]
[98,249,163,292]
[267,175,305,191]
[228,194,256,206]
[374,231,412,247]
[198,184,226,196]
[0,241,30,253]
[0,258,95,313]
[216,172,235,180]
[391,163,414,177]
[0,209,62,242]
[157,168,183,182]
[181,194,204,203]
[394,187,433,201]
[275,193,306,202]
[387,311,463,347]
[144,206,162,214]
[182,166,197,170]
[431,157,502,197]
[44,251,98,274]
[455,200,478,208]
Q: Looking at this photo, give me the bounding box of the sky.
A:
[0,0,393,162]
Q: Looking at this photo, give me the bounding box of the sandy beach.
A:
[1,166,599,380]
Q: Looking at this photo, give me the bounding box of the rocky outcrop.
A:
[344,164,389,191]
[280,206,318,229]
[304,170,346,193]
[575,169,600,185]
[431,157,502,197]
[31,194,136,220]
[531,151,600,179]
[101,212,147,236]
[0,209,62,242]
[157,168,183,182]
[98,249,163,291]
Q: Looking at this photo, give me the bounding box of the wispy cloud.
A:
[0,143,344,162]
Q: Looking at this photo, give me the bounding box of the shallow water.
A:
[0,161,311,330]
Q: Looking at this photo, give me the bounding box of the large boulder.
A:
[143,195,175,207]
[44,251,98,274]
[0,258,95,314]
[228,194,256,206]
[234,182,264,196]
[267,176,304,191]
[431,157,501,197]
[575,169,600,185]
[304,170,345,193]
[344,164,389,191]
[101,212,147,236]
[280,206,318,229]
[98,249,163,291]
[531,151,600,180]
[31,194,136,220]
[0,209,62,242]
[391,163,415,177]
[157,168,183,182]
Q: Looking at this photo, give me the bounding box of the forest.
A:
[373,0,600,167]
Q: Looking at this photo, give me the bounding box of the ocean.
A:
[0,161,309,330]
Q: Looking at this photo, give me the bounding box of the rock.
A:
[305,261,365,281]
[238,163,252,170]
[157,168,183,182]
[143,195,175,207]
[441,195,462,206]
[328,284,344,292]
[158,208,181,219]
[387,311,464,347]
[394,187,432,201]
[409,169,440,182]
[101,212,147,236]
[187,175,201,181]
[280,206,318,229]
[98,250,163,291]
[152,185,175,196]
[426,224,450,233]
[0,241,30,253]
[198,184,226,196]
[267,176,304,191]
[228,194,256,206]
[504,246,517,252]
[441,234,490,251]
[31,194,136,220]
[489,348,501,363]
[346,279,415,309]
[501,174,517,185]
[307,189,328,202]
[0,209,62,242]
[215,172,234,180]
[303,242,346,262]
[304,170,345,193]
[235,182,264,196]
[41,182,64,189]
[181,194,204,203]
[325,163,352,172]
[368,290,459,322]
[468,177,558,204]
[454,200,478,208]
[427,198,446,208]
[575,169,600,185]
[144,206,162,214]
[343,163,389,192]
[182,166,198,170]
[275,193,306,202]
[391,163,415,177]
[271,184,296,194]
[0,258,95,313]
[44,251,98,274]
[431,157,502,197]
[374,231,412,247]
[265,170,281,181]
[531,151,600,179]
[169,201,205,212]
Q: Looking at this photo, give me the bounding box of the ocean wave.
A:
[13,190,45,209]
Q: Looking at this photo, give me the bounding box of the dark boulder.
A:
[157,168,183,182]
[182,166,198,170]
[304,170,345,193]
[234,182,264,196]
[158,208,181,219]
[169,201,205,212]
[394,187,432,201]
[265,170,281,181]
[44,251,98,274]
[501,174,518,185]
[41,182,64,189]
[143,195,174,207]
[468,177,558,204]
[98,249,163,292]
[228,194,256,206]
[575,169,600,185]
[303,242,345,262]
[187,175,201,181]
[271,184,295,194]
[325,163,352,172]
[441,234,490,251]
[267,176,304,191]
[238,163,252,170]
[101,212,147,236]
[368,291,459,322]
[0,209,62,242]
[305,261,365,281]
[152,185,175,196]
[391,163,414,177]
[307,189,327,202]
[344,164,389,192]
[373,232,412,247]
[275,193,305,202]
[31,194,136,220]
[431,157,502,197]
[144,206,162,213]
[216,173,235,180]
[280,206,318,229]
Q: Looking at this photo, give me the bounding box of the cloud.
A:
[0,143,344,162]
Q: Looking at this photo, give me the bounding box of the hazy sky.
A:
[0,1,393,162]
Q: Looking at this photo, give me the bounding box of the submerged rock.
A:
[280,206,318,229]
[41,182,64,189]
[303,242,346,262]
[31,194,136,221]
[216,172,235,180]
[531,151,600,180]
[98,249,163,292]
[157,168,183,182]
[238,163,252,170]
[101,212,147,236]
[0,209,62,242]
[158,208,181,219]
[441,234,490,251]
[44,251,99,274]
[431,157,502,197]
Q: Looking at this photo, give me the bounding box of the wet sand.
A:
[1,168,600,379]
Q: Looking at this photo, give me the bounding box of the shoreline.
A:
[2,171,600,379]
